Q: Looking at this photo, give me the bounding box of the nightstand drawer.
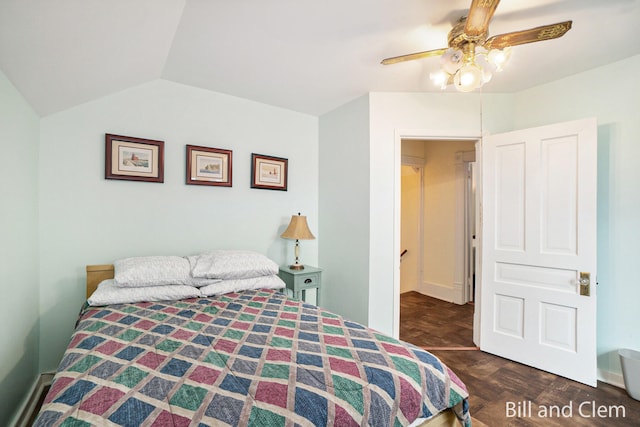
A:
[296,272,320,290]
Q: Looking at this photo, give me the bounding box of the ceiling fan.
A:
[381,0,572,92]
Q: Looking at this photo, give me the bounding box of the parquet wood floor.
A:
[400,291,640,426]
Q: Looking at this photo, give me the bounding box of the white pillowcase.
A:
[88,279,202,306]
[199,274,285,297]
[187,250,279,280]
[188,277,224,288]
[114,256,192,287]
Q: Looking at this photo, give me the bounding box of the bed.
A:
[34,253,471,427]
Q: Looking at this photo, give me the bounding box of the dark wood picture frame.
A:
[105,134,164,183]
[251,153,288,191]
[186,145,233,187]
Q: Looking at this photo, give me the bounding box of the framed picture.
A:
[186,145,232,187]
[251,153,288,191]
[105,134,164,183]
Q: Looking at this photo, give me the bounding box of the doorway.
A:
[399,138,478,346]
[400,139,477,302]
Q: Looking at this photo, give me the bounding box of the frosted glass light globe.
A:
[488,48,512,72]
[430,70,450,90]
[454,63,484,92]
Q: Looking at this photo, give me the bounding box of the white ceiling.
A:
[1,0,639,117]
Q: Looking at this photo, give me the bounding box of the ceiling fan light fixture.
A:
[487,47,512,72]
[382,2,573,93]
[429,69,450,90]
[440,48,463,74]
[482,67,493,84]
[453,62,484,92]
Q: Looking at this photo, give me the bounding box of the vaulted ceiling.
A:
[1,0,639,117]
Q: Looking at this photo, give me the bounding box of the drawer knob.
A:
[304,278,312,284]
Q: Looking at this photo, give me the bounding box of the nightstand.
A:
[278,265,322,306]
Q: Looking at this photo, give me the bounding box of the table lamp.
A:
[281,213,315,270]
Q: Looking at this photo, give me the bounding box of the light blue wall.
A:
[0,70,40,425]
[318,94,371,325]
[512,54,640,380]
[38,79,319,370]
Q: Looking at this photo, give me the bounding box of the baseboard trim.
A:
[12,372,55,427]
[420,281,464,304]
[598,368,626,390]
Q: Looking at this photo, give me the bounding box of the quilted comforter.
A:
[35,289,471,426]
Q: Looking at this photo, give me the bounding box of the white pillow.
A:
[199,274,285,296]
[114,256,191,287]
[187,250,279,280]
[88,279,202,306]
[188,277,223,288]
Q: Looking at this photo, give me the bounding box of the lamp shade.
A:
[281,214,315,240]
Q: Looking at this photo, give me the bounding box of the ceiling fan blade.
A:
[381,48,448,65]
[484,21,572,50]
[464,0,501,39]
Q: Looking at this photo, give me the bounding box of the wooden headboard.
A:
[86,264,114,298]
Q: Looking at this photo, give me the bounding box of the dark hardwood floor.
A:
[400,291,640,426]
[400,291,476,348]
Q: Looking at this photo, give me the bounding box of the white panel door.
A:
[480,118,597,386]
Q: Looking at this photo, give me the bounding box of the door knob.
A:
[579,272,590,296]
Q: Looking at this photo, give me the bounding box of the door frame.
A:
[393,129,482,340]
[458,149,477,305]
[400,157,425,294]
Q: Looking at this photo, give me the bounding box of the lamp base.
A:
[289,263,305,270]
